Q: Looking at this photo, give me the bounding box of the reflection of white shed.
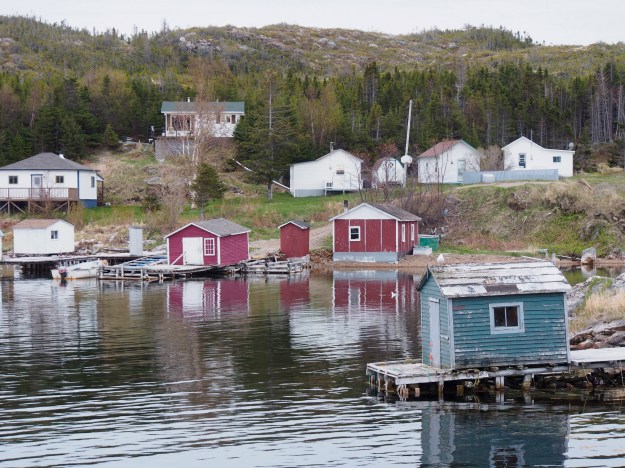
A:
[372,158,405,188]
[13,219,75,255]
[290,149,363,197]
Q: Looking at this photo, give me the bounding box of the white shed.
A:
[417,139,480,184]
[13,219,75,255]
[372,157,405,188]
[502,137,574,177]
[290,149,363,197]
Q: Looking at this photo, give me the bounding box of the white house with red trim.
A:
[164,218,250,267]
[331,203,421,263]
[417,139,480,184]
[502,137,574,177]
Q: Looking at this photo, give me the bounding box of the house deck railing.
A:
[0,187,79,201]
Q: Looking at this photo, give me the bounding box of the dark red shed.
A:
[279,220,311,258]
[331,203,421,263]
[165,218,250,267]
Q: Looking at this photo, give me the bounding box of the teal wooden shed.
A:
[417,261,571,370]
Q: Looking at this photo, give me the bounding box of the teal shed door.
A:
[429,298,441,367]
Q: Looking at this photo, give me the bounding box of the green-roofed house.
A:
[161,100,245,138]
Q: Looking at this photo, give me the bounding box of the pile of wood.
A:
[243,258,306,275]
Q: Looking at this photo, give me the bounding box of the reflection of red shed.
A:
[165,218,250,266]
[331,203,421,263]
[279,220,311,258]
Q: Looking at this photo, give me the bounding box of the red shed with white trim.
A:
[279,220,311,258]
[165,218,250,267]
[331,203,421,263]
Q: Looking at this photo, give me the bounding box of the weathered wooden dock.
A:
[98,255,230,282]
[367,348,625,398]
[0,253,147,276]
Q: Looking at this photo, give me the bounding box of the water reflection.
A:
[0,268,624,466]
[561,264,625,285]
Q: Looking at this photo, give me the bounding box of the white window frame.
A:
[410,224,415,242]
[489,302,524,334]
[50,230,59,240]
[401,224,406,242]
[204,238,215,256]
[553,156,561,163]
[349,226,361,242]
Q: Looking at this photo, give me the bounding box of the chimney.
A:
[187,97,191,102]
[59,153,65,159]
[343,200,349,212]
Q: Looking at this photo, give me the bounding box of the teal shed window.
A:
[489,302,524,334]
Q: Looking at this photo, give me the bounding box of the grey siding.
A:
[452,293,567,368]
[420,276,452,368]
[462,169,559,184]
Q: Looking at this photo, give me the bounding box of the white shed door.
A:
[183,237,204,265]
[429,298,441,367]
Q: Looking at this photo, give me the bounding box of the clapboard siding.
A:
[451,293,568,368]
[420,276,453,368]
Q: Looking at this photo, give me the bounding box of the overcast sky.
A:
[5,0,624,46]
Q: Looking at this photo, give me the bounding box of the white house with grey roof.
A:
[13,219,75,255]
[502,137,574,177]
[0,152,103,212]
[161,100,245,138]
[290,149,363,197]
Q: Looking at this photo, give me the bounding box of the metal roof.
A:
[161,101,245,113]
[0,153,99,172]
[419,261,571,298]
[165,218,250,238]
[278,220,311,230]
[13,219,73,229]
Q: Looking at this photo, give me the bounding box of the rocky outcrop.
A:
[569,272,625,349]
[570,320,625,350]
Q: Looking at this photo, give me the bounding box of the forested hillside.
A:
[1,15,625,177]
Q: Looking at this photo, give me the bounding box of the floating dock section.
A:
[367,348,625,398]
[98,255,227,282]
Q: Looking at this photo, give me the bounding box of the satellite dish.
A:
[401,155,413,165]
[568,142,575,150]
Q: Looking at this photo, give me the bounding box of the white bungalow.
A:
[503,137,574,177]
[13,219,75,255]
[289,149,363,197]
[417,139,480,184]
[372,157,405,188]
[161,100,245,138]
[0,153,104,212]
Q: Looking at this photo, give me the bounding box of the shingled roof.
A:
[165,218,250,238]
[13,219,73,229]
[0,153,97,171]
[331,202,421,222]
[417,140,459,159]
[418,261,571,298]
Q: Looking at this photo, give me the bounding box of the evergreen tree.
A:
[102,124,121,149]
[190,163,226,219]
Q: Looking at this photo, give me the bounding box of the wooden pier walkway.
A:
[98,255,226,282]
[367,348,625,397]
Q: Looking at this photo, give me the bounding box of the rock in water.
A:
[581,247,596,265]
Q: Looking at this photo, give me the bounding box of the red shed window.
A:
[349,226,361,241]
[204,238,215,256]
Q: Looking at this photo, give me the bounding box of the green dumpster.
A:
[419,234,439,251]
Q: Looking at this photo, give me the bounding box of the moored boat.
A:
[51,260,105,280]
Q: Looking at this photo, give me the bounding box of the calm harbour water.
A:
[1,266,625,467]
